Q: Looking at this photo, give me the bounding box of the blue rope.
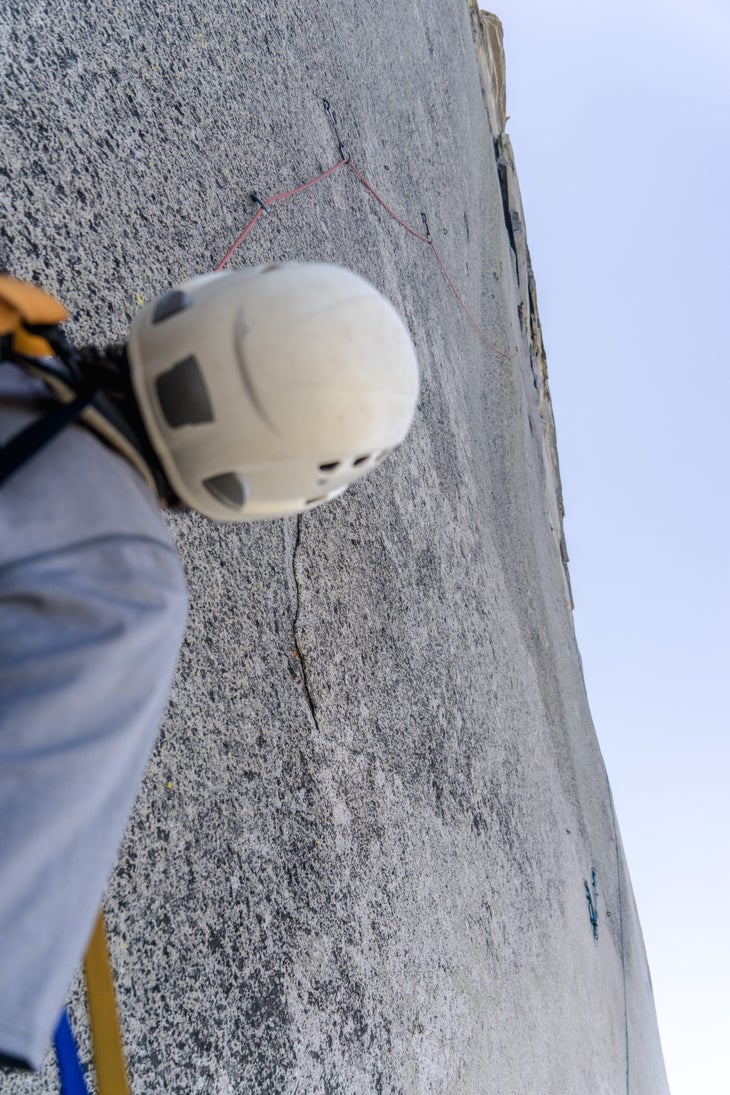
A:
[53,1010,90,1095]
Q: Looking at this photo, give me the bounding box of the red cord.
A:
[346,162,431,244]
[215,208,265,271]
[266,158,349,204]
[215,155,515,360]
[214,159,349,271]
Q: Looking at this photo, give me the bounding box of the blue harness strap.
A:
[53,1010,90,1095]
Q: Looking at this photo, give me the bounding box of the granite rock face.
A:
[2,2,668,1092]
[471,6,509,137]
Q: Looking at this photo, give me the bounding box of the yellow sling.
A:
[83,911,131,1095]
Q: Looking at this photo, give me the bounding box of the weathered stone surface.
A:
[2,1,667,1092]
[493,127,571,605]
[469,2,508,136]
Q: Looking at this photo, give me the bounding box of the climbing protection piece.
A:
[585,870,599,941]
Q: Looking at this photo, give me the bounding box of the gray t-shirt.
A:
[0,362,188,1069]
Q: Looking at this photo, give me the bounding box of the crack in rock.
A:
[291,514,321,733]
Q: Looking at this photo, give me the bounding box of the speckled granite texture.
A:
[1,1,668,1091]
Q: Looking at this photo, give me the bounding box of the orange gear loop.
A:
[0,273,69,357]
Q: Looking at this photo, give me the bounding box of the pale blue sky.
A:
[496,2,730,1091]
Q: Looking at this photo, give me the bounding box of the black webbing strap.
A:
[0,384,98,487]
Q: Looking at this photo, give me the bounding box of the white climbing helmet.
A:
[127,262,420,521]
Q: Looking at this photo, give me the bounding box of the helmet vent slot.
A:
[152,289,192,324]
[156,355,214,428]
[203,473,247,509]
[318,461,340,473]
[353,454,370,467]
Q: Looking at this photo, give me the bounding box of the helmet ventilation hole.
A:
[152,289,192,324]
[203,472,247,508]
[156,356,214,427]
[318,461,340,473]
[352,454,370,467]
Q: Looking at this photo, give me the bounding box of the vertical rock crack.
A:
[291,514,321,733]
